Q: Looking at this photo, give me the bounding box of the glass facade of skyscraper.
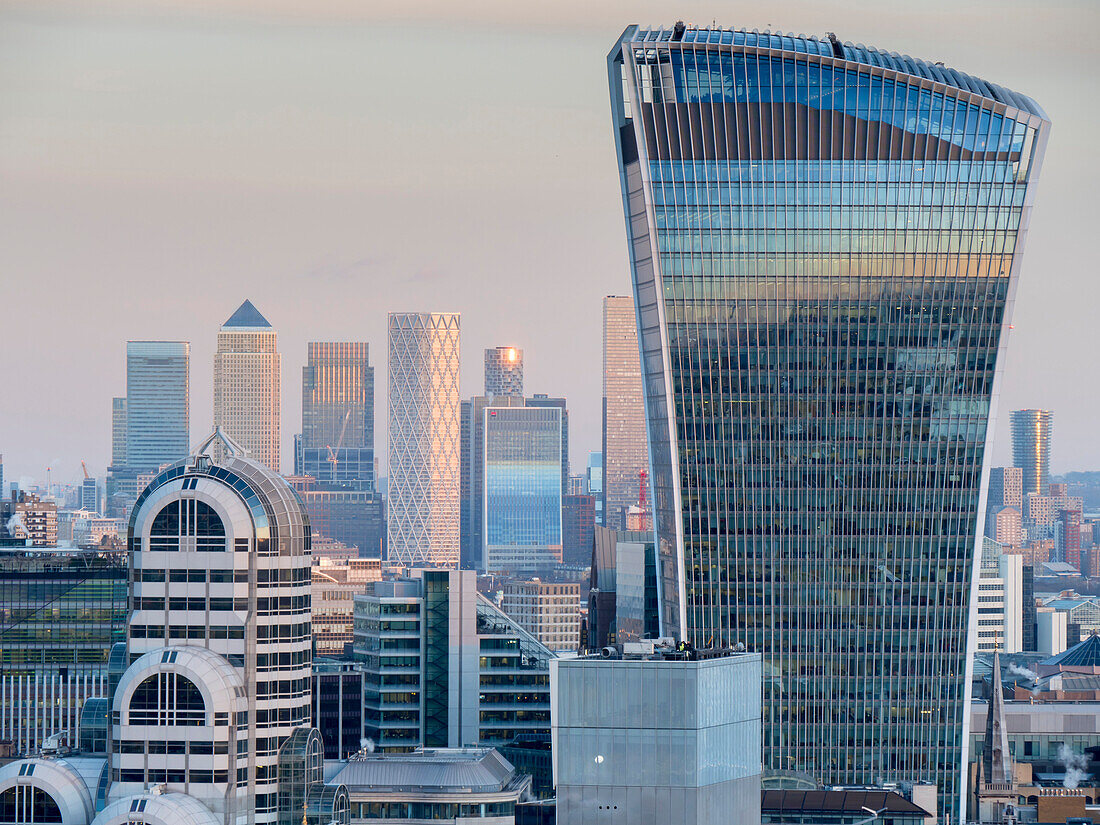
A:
[484,346,524,398]
[0,548,128,754]
[1010,408,1052,499]
[388,312,461,567]
[300,342,375,489]
[126,341,190,471]
[610,25,1049,817]
[484,406,563,573]
[602,296,650,531]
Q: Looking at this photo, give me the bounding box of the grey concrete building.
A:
[551,650,762,824]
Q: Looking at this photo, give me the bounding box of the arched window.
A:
[149,499,226,551]
[0,787,63,824]
[128,673,206,726]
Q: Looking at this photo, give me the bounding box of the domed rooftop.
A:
[93,792,221,825]
[128,427,309,556]
[0,758,95,825]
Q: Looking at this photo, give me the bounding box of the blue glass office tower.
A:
[483,406,564,573]
[126,341,190,471]
[610,25,1049,818]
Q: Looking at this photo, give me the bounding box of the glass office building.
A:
[0,548,128,754]
[298,342,375,491]
[485,346,525,398]
[610,24,1050,817]
[353,570,554,753]
[1010,408,1052,498]
[602,296,650,531]
[484,406,564,573]
[126,341,190,472]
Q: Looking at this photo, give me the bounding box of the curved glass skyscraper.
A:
[609,24,1049,817]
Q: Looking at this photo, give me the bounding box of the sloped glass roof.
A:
[1042,634,1100,668]
[222,299,271,328]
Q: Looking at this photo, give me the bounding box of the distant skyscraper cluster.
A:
[988,408,1099,582]
[3,22,1079,825]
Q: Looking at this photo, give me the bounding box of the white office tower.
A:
[975,539,1024,653]
[213,301,281,473]
[116,430,319,824]
[387,312,461,566]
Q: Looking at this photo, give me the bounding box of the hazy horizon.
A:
[2,0,1097,487]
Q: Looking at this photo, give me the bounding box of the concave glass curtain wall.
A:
[609,25,1049,818]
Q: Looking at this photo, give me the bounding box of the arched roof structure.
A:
[0,759,95,825]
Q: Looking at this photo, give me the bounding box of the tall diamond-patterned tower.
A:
[387,313,461,566]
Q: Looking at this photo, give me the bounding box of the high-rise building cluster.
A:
[987,410,1099,579]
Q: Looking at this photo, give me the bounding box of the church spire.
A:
[984,650,1013,784]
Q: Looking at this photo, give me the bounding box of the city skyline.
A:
[0,8,1097,825]
[2,0,1097,486]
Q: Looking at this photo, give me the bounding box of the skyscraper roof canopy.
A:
[623,25,1046,120]
[222,299,271,329]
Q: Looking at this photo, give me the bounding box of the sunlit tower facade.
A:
[1010,408,1053,498]
[213,300,281,473]
[298,342,375,490]
[484,346,524,398]
[602,296,650,531]
[387,312,461,567]
[610,24,1049,817]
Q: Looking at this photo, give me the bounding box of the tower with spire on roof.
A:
[974,650,1019,823]
[213,300,281,472]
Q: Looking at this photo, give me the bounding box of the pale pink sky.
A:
[1,0,1097,485]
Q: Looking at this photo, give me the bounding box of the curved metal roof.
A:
[128,428,310,555]
[628,26,1045,118]
[0,759,96,825]
[330,749,516,794]
[93,793,221,825]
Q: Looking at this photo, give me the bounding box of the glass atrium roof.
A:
[1042,634,1100,669]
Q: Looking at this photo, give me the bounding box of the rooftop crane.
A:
[325,409,353,476]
